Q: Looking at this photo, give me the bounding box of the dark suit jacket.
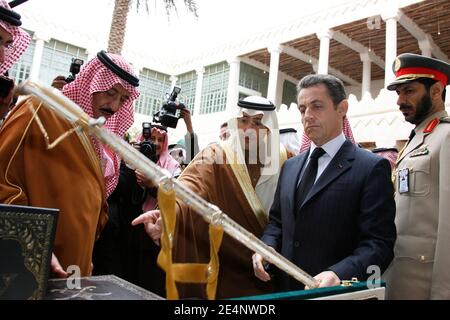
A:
[261,140,396,291]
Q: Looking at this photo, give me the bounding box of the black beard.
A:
[412,92,433,125]
[400,92,433,125]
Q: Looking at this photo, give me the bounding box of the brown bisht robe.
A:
[173,143,273,299]
[0,97,108,276]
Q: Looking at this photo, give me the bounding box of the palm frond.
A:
[134,0,198,17]
[135,0,149,13]
[183,0,198,18]
[164,0,177,17]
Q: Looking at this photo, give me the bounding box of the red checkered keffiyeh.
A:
[299,116,355,153]
[373,149,398,170]
[62,53,140,196]
[0,0,31,75]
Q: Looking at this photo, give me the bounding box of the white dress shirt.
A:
[298,132,346,186]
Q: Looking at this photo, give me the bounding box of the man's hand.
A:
[180,107,193,133]
[306,271,341,289]
[252,253,272,282]
[50,253,68,278]
[132,210,162,245]
[51,75,68,90]
[135,169,155,188]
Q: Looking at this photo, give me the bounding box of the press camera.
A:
[65,58,84,83]
[137,122,157,162]
[153,86,185,128]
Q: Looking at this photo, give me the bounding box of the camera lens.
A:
[140,141,157,162]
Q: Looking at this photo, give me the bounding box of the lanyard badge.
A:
[398,168,409,194]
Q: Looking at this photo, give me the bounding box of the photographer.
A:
[50,58,83,90]
[154,86,199,165]
[0,0,31,121]
[92,134,164,294]
[94,123,179,296]
[135,124,180,211]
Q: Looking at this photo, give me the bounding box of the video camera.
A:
[153,86,185,128]
[137,122,157,162]
[65,58,84,84]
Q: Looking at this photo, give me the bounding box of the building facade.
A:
[12,0,450,149]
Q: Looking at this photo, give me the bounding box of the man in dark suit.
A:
[253,74,396,291]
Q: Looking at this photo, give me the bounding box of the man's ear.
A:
[337,99,348,117]
[430,81,444,101]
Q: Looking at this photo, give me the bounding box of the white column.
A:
[418,36,432,57]
[267,44,282,103]
[170,75,178,91]
[316,29,333,75]
[382,8,399,87]
[360,51,372,99]
[193,67,204,116]
[225,57,240,113]
[29,32,49,81]
[275,72,284,109]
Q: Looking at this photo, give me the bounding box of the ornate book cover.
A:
[45,275,165,300]
[0,204,59,300]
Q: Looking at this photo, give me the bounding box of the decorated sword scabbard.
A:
[16,80,319,290]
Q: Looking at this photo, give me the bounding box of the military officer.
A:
[384,53,450,299]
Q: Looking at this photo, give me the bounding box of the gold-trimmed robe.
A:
[172,143,275,299]
[0,97,108,276]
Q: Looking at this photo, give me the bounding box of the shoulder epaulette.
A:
[423,118,439,133]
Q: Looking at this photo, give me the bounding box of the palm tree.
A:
[107,0,198,54]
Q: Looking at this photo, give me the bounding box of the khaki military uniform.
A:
[384,110,450,299]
